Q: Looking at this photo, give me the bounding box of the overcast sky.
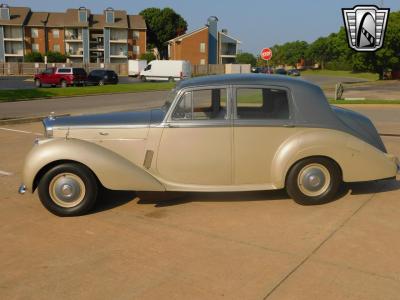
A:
[5,0,400,54]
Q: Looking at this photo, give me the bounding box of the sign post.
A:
[260,48,273,73]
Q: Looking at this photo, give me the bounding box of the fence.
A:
[0,62,250,77]
[0,62,129,76]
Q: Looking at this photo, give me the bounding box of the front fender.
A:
[271,128,397,188]
[22,138,165,193]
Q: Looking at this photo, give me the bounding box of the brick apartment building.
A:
[0,4,146,63]
[167,16,241,65]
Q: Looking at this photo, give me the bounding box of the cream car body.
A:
[19,74,399,215]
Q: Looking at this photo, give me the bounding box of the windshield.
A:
[162,89,178,112]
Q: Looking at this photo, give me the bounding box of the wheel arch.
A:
[32,159,99,192]
[23,138,165,193]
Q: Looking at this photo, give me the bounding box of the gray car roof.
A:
[176,74,385,152]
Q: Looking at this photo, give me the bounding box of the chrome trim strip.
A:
[52,124,151,130]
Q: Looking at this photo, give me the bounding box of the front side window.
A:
[172,89,227,121]
[236,88,289,120]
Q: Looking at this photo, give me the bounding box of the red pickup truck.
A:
[34,67,87,88]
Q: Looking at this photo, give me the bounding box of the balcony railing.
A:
[65,35,83,41]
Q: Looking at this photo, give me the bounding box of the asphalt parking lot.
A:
[0,116,399,299]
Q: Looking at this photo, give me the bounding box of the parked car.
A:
[288,69,300,76]
[19,74,399,216]
[274,68,288,75]
[87,69,118,86]
[251,67,273,74]
[34,67,87,88]
[140,60,191,82]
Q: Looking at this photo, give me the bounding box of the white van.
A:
[139,60,191,82]
[128,60,148,77]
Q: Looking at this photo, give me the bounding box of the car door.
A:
[41,68,53,84]
[233,85,295,185]
[156,86,233,186]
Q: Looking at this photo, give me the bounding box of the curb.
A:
[0,114,69,125]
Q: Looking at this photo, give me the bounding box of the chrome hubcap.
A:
[298,163,331,197]
[49,173,86,208]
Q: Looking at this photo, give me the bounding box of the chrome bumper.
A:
[18,184,26,195]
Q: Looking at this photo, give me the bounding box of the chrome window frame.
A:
[163,85,233,128]
[233,84,295,127]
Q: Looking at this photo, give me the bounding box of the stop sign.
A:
[261,48,272,61]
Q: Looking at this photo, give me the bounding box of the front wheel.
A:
[286,157,342,205]
[38,163,98,216]
[140,75,147,82]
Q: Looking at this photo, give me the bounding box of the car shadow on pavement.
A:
[90,179,399,213]
[92,189,137,214]
[346,178,400,195]
[136,189,290,208]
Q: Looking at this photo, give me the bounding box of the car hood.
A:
[43,109,166,129]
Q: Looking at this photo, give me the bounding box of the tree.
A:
[24,52,43,62]
[140,7,188,58]
[46,51,67,63]
[235,52,256,66]
[140,52,156,63]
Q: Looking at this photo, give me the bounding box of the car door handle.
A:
[99,132,109,136]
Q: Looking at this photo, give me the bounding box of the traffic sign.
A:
[261,48,272,61]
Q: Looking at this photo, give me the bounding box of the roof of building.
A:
[128,15,146,29]
[0,6,146,30]
[0,6,30,25]
[167,26,208,43]
[26,12,49,27]
[219,31,241,44]
[46,12,65,27]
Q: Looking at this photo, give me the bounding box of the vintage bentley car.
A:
[19,74,399,216]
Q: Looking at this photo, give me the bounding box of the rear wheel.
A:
[35,79,42,88]
[286,157,342,205]
[38,163,98,216]
[168,77,175,82]
[60,80,67,88]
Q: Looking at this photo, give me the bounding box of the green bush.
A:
[24,52,43,62]
[140,52,156,63]
[46,51,67,63]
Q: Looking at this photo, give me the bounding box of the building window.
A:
[53,44,60,52]
[31,28,39,38]
[78,8,87,23]
[105,9,114,24]
[52,29,59,38]
[132,46,140,54]
[200,42,206,53]
[132,31,139,39]
[200,59,206,65]
[32,43,39,52]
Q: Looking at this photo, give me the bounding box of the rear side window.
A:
[106,71,115,76]
[57,68,71,73]
[236,88,289,120]
[73,68,87,75]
